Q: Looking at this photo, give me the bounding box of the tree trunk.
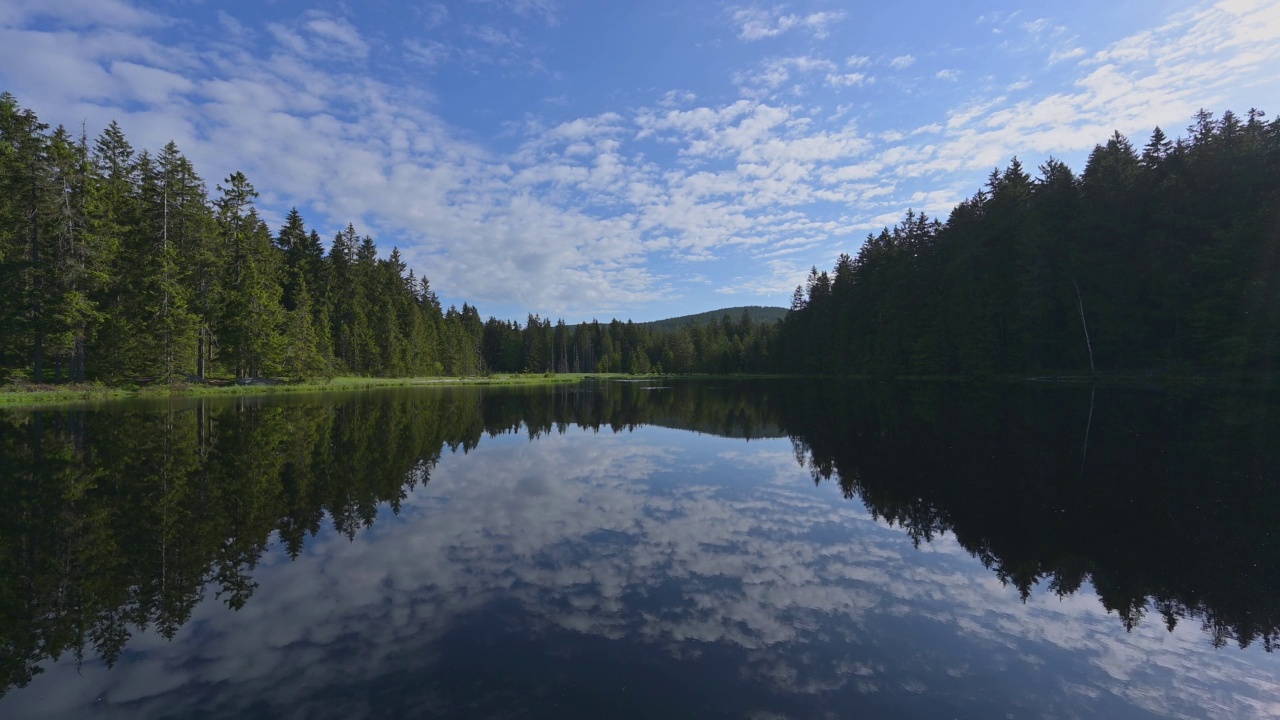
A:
[1072,277,1095,374]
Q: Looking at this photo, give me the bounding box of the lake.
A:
[1,379,1278,718]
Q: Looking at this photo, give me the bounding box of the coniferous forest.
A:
[781,108,1280,377]
[2,91,1278,384]
[0,93,775,384]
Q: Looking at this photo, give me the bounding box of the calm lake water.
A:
[2,379,1279,718]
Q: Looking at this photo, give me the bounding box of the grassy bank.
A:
[7,370,1266,410]
[0,373,635,409]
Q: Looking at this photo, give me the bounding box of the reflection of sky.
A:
[6,426,1280,719]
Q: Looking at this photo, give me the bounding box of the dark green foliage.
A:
[476,312,777,375]
[0,96,467,382]
[781,109,1280,377]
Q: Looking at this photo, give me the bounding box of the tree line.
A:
[10,92,1272,383]
[1,93,779,385]
[781,108,1280,377]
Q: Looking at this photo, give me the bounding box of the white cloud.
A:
[657,89,697,107]
[718,259,808,295]
[1049,46,1086,64]
[731,6,845,41]
[936,69,960,81]
[2,0,1279,316]
[267,11,370,62]
[827,72,870,88]
[888,54,915,70]
[1023,18,1050,34]
[0,0,162,29]
[506,0,561,25]
[736,55,837,92]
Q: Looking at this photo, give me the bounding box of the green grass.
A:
[5,370,1270,410]
[0,383,135,407]
[0,373,673,409]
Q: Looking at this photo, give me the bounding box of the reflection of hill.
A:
[475,380,788,440]
[1,379,1277,696]
[778,381,1280,653]
[645,416,783,439]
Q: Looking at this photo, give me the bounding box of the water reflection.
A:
[1,381,1278,717]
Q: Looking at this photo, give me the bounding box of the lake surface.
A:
[2,379,1279,718]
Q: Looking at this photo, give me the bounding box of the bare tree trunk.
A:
[1078,385,1095,480]
[1072,277,1095,374]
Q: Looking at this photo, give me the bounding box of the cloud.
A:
[936,69,960,81]
[493,0,561,26]
[718,258,809,295]
[827,72,870,88]
[657,89,698,107]
[730,6,846,41]
[737,55,837,91]
[848,0,1280,199]
[0,0,162,29]
[404,39,450,68]
[1022,18,1050,34]
[2,0,1278,317]
[1049,46,1086,64]
[267,11,369,61]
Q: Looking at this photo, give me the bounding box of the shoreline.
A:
[2,370,1274,410]
[0,374,613,409]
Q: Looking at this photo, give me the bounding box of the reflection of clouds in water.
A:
[9,428,1280,719]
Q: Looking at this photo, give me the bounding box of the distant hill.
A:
[638,306,788,333]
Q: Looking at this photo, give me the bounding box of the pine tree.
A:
[280,274,329,380]
[0,94,49,380]
[214,175,285,378]
[40,125,105,382]
[87,121,142,379]
[128,148,198,380]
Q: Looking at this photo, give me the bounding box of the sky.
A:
[1,0,1278,322]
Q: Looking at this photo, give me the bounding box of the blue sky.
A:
[2,0,1278,321]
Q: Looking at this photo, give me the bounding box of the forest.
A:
[781,108,1280,377]
[3,91,1278,383]
[0,93,776,386]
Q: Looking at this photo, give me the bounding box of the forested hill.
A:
[639,306,787,333]
[781,108,1280,377]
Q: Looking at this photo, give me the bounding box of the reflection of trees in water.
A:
[0,382,780,695]
[780,381,1280,654]
[1,380,1277,695]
